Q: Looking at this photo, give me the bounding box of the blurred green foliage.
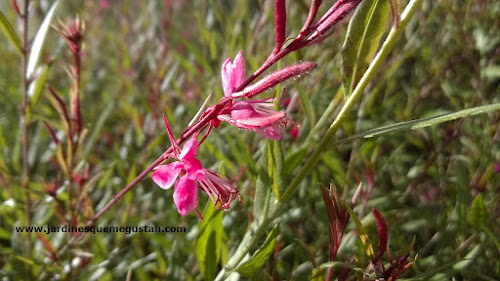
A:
[0,0,499,280]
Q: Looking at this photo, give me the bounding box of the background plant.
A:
[0,0,499,280]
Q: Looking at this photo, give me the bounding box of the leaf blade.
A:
[196,201,224,281]
[26,0,59,80]
[336,103,500,144]
[344,203,375,259]
[236,224,280,276]
[341,0,390,96]
[0,9,22,54]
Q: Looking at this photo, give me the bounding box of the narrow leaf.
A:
[36,233,56,259]
[26,0,60,80]
[283,146,307,176]
[297,84,317,127]
[254,144,273,223]
[0,10,22,54]
[467,194,487,227]
[341,0,390,96]
[412,103,500,129]
[236,224,280,276]
[26,66,50,123]
[335,103,500,145]
[196,201,224,281]
[372,208,388,258]
[268,140,285,200]
[311,261,364,280]
[344,203,375,259]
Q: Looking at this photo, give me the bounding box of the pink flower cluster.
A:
[152,51,314,217]
[152,116,240,217]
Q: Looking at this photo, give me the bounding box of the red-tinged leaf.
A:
[43,121,59,145]
[274,0,286,51]
[320,186,337,247]
[36,233,56,260]
[48,86,71,134]
[372,208,388,259]
[12,0,20,15]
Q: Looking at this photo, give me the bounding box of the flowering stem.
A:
[20,0,33,257]
[86,148,171,226]
[86,98,232,226]
[215,0,423,278]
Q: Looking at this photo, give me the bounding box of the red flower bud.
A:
[235,62,317,98]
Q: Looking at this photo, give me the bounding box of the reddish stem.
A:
[86,97,232,226]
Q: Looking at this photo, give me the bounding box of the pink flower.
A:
[151,115,240,216]
[218,52,292,140]
[221,50,246,97]
[98,0,110,9]
[218,99,287,140]
[152,137,204,216]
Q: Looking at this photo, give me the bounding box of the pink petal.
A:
[221,51,246,97]
[230,111,286,129]
[173,176,198,216]
[180,137,199,159]
[230,101,259,119]
[221,58,233,97]
[183,156,205,181]
[257,125,283,140]
[151,162,183,190]
[232,51,246,89]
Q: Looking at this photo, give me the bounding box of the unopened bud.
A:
[235,62,317,98]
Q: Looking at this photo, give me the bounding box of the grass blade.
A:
[336,103,500,145]
[26,0,59,80]
[0,9,22,54]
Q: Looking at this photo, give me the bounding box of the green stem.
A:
[215,0,423,279]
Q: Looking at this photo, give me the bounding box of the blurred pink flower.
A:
[221,50,246,96]
[152,115,240,216]
[98,0,110,9]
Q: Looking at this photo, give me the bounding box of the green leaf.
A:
[297,84,316,127]
[335,103,500,145]
[467,194,487,227]
[26,66,50,123]
[344,203,375,259]
[268,141,285,200]
[341,0,390,96]
[311,262,364,281]
[236,224,280,276]
[26,0,60,80]
[0,10,22,54]
[283,146,308,177]
[254,145,273,224]
[412,103,500,129]
[196,201,224,281]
